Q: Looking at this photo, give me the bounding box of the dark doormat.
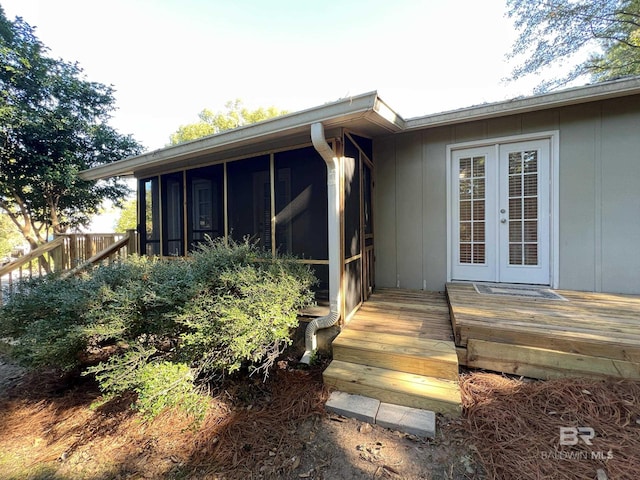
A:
[473,283,567,301]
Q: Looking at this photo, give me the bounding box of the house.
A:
[81,77,640,412]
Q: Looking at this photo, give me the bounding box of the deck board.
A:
[447,282,640,378]
[347,288,454,341]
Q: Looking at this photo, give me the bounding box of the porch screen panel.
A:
[458,156,486,264]
[140,177,160,256]
[227,155,271,250]
[508,150,539,266]
[274,147,328,259]
[161,173,184,256]
[345,259,362,315]
[186,165,224,250]
[349,133,373,163]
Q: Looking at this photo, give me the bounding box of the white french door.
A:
[451,139,551,285]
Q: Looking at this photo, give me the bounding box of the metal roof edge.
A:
[404,76,640,131]
[81,91,403,180]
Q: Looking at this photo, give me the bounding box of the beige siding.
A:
[600,98,640,293]
[557,104,599,291]
[395,132,424,289]
[373,95,640,294]
[422,128,452,291]
[373,137,397,288]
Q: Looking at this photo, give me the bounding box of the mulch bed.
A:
[457,372,640,480]
[0,360,329,479]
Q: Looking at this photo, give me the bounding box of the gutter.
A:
[405,76,640,130]
[300,122,341,364]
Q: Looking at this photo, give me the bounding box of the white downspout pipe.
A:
[300,122,341,364]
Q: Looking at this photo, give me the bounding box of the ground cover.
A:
[2,353,639,479]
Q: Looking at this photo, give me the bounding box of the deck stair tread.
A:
[323,360,462,417]
[333,329,459,380]
[323,289,461,416]
[336,328,456,353]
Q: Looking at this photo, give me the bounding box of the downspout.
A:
[300,122,341,364]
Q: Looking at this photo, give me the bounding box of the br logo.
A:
[559,427,595,446]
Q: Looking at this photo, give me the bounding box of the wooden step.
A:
[333,329,459,380]
[323,360,462,417]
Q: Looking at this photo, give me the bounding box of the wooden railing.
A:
[0,230,138,303]
[62,233,137,278]
[60,232,133,270]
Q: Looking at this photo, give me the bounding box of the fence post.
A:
[68,234,77,268]
[126,229,138,256]
[84,233,95,261]
[51,236,63,273]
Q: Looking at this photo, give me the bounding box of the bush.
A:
[0,239,316,418]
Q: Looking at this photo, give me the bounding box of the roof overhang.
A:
[80,91,404,180]
[405,76,640,130]
[80,76,640,181]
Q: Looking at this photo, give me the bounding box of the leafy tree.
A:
[506,0,640,91]
[114,198,137,232]
[169,99,288,145]
[0,213,22,258]
[0,9,143,250]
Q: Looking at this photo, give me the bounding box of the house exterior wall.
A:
[373,95,640,294]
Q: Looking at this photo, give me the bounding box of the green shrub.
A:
[86,347,206,420]
[178,258,315,380]
[0,239,316,419]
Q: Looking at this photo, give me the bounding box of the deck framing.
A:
[322,284,640,415]
[447,282,640,379]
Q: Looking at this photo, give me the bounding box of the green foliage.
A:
[0,213,21,258]
[0,239,316,419]
[178,242,315,380]
[0,8,143,247]
[169,99,288,145]
[0,274,93,370]
[86,348,207,420]
[114,198,137,232]
[507,0,640,91]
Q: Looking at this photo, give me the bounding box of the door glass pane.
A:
[472,156,485,177]
[523,174,537,196]
[458,156,486,264]
[508,149,539,266]
[524,244,538,265]
[460,223,471,242]
[509,175,522,197]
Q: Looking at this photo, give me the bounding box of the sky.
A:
[0,0,542,152]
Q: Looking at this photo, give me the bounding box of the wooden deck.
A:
[322,284,640,416]
[323,289,462,416]
[447,282,640,380]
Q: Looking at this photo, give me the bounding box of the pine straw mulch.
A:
[455,372,640,480]
[4,361,640,480]
[0,361,329,480]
